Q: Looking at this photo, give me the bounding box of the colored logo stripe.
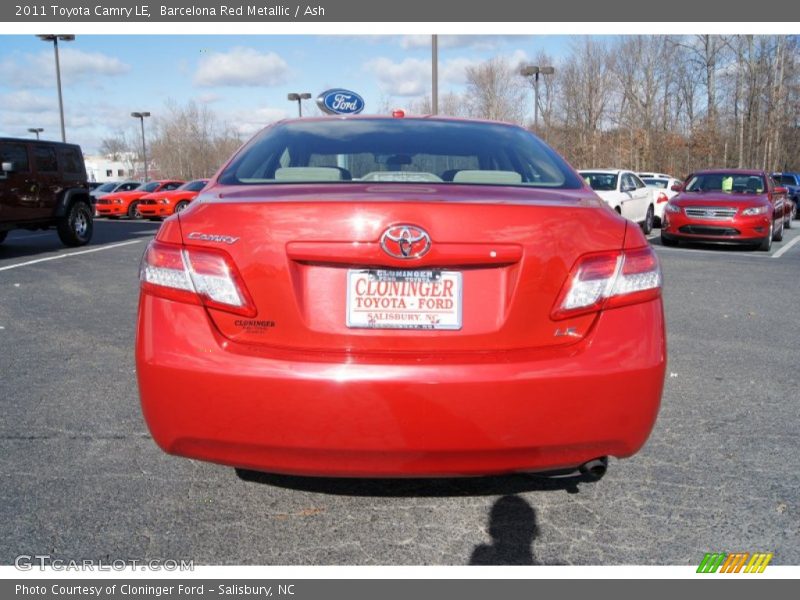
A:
[697,553,726,573]
[745,553,773,573]
[697,552,773,573]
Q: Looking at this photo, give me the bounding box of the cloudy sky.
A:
[0,35,573,154]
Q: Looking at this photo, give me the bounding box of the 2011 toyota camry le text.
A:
[135,115,666,479]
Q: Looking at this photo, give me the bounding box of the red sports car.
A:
[661,169,789,251]
[137,179,209,220]
[136,116,666,479]
[96,180,185,219]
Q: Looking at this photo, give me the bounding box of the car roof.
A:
[691,168,764,176]
[269,114,527,130]
[578,169,628,174]
[0,137,82,149]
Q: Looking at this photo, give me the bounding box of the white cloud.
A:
[193,47,289,87]
[364,53,528,97]
[507,49,531,69]
[364,57,429,97]
[0,91,55,113]
[226,106,289,137]
[440,57,481,85]
[0,48,130,88]
[58,48,130,79]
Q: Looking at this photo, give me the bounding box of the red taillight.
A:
[657,192,668,203]
[392,109,405,118]
[551,246,662,320]
[140,240,256,317]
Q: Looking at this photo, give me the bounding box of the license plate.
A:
[346,269,462,330]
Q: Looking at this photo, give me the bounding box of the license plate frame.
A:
[346,269,463,330]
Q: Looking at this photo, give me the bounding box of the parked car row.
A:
[579,169,657,233]
[90,180,142,203]
[94,179,208,220]
[580,166,797,251]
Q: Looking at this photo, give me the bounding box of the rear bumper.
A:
[136,296,666,477]
[662,212,770,243]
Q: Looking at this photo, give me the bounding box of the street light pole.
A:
[287,93,311,117]
[431,34,438,115]
[519,65,555,131]
[37,34,75,143]
[131,112,151,182]
[28,128,44,140]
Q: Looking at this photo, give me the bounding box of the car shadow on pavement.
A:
[0,219,161,261]
[234,468,599,498]
[469,495,539,565]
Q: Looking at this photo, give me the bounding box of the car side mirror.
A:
[1,161,13,172]
[670,183,683,192]
[622,184,634,193]
[774,186,788,194]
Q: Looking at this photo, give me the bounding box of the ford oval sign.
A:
[317,89,365,115]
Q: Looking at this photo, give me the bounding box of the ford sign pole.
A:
[432,34,438,115]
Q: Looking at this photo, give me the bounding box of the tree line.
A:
[414,35,799,176]
[100,35,799,181]
[99,100,243,181]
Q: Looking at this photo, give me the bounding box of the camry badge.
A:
[187,232,240,245]
[380,225,431,259]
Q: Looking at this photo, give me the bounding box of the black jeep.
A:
[0,137,93,247]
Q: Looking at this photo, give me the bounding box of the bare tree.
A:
[148,100,242,180]
[463,56,528,124]
[99,131,130,161]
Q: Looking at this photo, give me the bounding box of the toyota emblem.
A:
[380,225,431,259]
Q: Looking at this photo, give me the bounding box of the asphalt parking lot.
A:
[1,219,798,566]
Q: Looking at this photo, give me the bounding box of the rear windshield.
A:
[776,175,797,186]
[218,119,583,189]
[97,182,117,192]
[642,178,668,188]
[685,173,765,193]
[580,172,618,191]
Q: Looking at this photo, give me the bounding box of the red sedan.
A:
[661,169,789,251]
[136,116,665,479]
[96,180,184,219]
[138,179,209,220]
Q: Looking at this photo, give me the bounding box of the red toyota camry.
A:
[660,169,788,251]
[136,116,666,479]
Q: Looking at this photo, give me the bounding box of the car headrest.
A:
[452,170,523,184]
[274,167,345,182]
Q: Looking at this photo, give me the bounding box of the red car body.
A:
[96,180,184,218]
[136,117,666,478]
[137,179,209,219]
[661,169,788,249]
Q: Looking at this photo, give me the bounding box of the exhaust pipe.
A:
[578,457,608,481]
